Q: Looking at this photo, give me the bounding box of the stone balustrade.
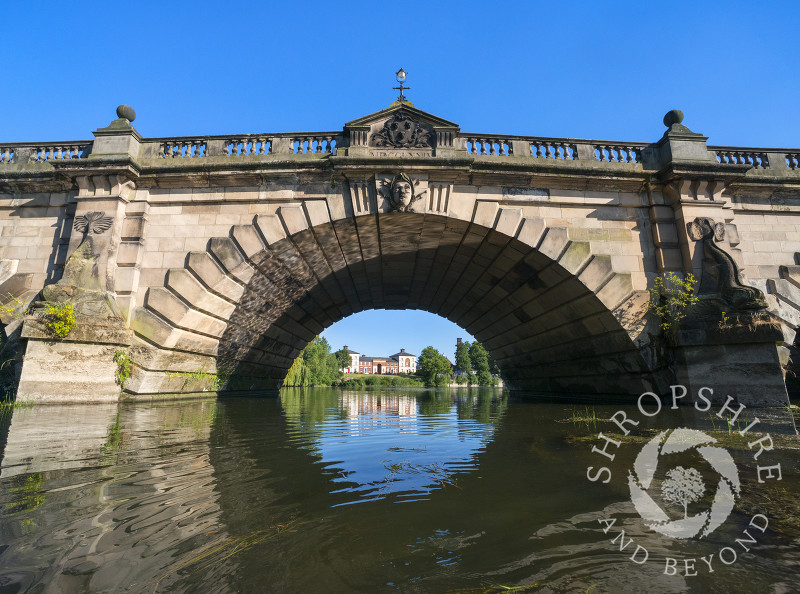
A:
[0,142,91,163]
[712,147,770,168]
[465,136,512,156]
[592,142,645,164]
[0,126,797,180]
[158,138,207,159]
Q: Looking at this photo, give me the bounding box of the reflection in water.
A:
[280,389,507,504]
[0,390,797,593]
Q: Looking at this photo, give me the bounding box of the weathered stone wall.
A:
[0,191,73,295]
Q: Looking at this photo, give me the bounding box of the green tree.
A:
[302,336,341,385]
[334,347,351,370]
[469,341,492,386]
[283,355,309,387]
[417,346,452,387]
[283,336,342,387]
[454,340,472,376]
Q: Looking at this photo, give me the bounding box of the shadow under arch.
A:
[191,210,660,397]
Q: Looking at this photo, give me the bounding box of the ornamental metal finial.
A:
[393,68,409,103]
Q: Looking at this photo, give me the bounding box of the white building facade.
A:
[340,346,417,375]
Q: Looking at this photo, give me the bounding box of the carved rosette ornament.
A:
[380,173,427,212]
[371,112,432,148]
[687,217,767,313]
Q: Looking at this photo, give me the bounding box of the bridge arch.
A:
[129,205,658,397]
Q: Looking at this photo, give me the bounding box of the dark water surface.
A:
[0,388,798,593]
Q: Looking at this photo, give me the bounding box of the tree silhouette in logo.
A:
[628,428,740,539]
[662,466,705,519]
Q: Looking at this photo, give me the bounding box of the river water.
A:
[0,388,798,593]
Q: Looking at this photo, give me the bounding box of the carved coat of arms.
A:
[371,112,432,148]
[380,173,426,212]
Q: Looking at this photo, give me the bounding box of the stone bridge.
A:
[1,102,798,405]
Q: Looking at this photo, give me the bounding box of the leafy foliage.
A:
[648,272,699,332]
[454,340,472,376]
[417,346,452,387]
[283,336,342,387]
[113,349,133,389]
[468,341,493,385]
[334,347,351,370]
[338,374,424,388]
[44,302,76,338]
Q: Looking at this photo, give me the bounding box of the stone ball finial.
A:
[663,109,684,127]
[116,104,136,122]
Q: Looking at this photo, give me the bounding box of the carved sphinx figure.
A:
[380,173,426,212]
[687,217,767,312]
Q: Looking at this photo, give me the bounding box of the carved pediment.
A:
[343,103,459,155]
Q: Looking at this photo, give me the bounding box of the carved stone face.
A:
[393,181,412,207]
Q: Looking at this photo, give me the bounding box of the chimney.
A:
[400,348,405,352]
[344,345,348,350]
[456,338,462,345]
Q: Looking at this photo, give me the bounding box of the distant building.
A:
[340,346,417,374]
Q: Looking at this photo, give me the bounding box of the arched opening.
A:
[133,211,658,397]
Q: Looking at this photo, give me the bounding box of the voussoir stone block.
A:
[578,255,614,292]
[537,227,569,261]
[187,252,245,302]
[595,273,634,311]
[279,206,310,236]
[256,214,287,245]
[473,201,499,228]
[494,207,523,237]
[166,269,236,319]
[232,224,266,259]
[209,237,255,284]
[146,287,227,337]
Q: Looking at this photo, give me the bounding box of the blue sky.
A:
[3,2,798,359]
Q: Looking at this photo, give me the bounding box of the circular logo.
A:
[628,428,740,539]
